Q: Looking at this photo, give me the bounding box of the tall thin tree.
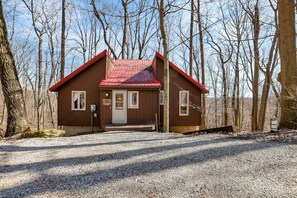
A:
[189,0,194,77]
[197,0,206,129]
[22,0,45,131]
[251,1,260,131]
[159,0,169,132]
[121,0,129,59]
[60,0,66,79]
[239,0,260,131]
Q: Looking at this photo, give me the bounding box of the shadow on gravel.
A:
[0,138,230,173]
[0,137,285,197]
[0,135,186,152]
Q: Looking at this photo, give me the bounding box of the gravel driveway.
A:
[1,131,297,197]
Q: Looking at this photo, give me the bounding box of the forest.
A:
[0,0,296,136]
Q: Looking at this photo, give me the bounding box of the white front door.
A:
[112,90,127,124]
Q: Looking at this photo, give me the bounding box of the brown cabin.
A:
[49,50,208,135]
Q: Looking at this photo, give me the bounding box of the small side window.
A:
[179,90,189,116]
[159,90,164,105]
[128,91,139,109]
[72,91,86,111]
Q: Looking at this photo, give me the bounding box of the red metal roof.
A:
[49,49,208,93]
[49,50,107,91]
[155,52,209,94]
[99,59,161,87]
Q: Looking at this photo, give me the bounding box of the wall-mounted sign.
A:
[102,99,112,106]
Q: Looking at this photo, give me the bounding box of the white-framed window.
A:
[72,91,86,111]
[159,90,164,105]
[128,91,139,109]
[179,90,189,116]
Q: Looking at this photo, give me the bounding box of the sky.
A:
[3,0,280,98]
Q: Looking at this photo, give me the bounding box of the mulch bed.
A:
[232,129,297,144]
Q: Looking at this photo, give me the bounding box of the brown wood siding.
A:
[155,57,202,126]
[127,90,158,124]
[100,89,158,125]
[57,56,106,126]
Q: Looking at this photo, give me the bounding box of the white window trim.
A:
[159,90,164,105]
[128,91,139,109]
[179,90,189,116]
[71,91,86,111]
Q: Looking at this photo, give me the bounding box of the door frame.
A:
[112,90,127,124]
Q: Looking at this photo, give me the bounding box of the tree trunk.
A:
[221,62,228,126]
[37,34,43,130]
[121,0,128,59]
[189,0,194,77]
[60,0,66,80]
[278,0,297,129]
[258,34,278,131]
[0,99,5,125]
[0,0,30,136]
[214,89,218,127]
[159,0,170,132]
[197,0,206,129]
[232,23,241,130]
[251,3,260,131]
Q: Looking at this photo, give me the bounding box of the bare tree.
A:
[44,7,60,128]
[196,0,206,129]
[135,1,157,59]
[258,33,278,131]
[189,0,194,77]
[22,0,47,130]
[0,0,30,136]
[159,0,169,132]
[91,0,118,59]
[206,6,233,126]
[70,3,101,63]
[239,0,260,131]
[121,0,132,59]
[60,0,66,79]
[207,60,220,127]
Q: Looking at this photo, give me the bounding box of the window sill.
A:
[128,106,139,109]
[179,114,189,116]
[71,109,86,111]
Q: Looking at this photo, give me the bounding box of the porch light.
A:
[105,92,109,98]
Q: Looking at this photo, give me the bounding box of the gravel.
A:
[1,131,297,197]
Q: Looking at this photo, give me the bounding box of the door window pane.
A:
[116,93,124,110]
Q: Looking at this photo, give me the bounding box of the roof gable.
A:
[49,49,107,91]
[155,52,209,94]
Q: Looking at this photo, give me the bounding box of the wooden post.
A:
[155,113,158,132]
